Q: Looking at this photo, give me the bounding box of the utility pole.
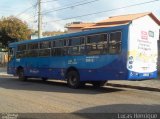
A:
[38,0,42,38]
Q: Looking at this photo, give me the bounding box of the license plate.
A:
[143,73,149,76]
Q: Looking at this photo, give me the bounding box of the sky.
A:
[0,0,160,32]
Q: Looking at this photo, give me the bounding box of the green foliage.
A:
[0,16,32,47]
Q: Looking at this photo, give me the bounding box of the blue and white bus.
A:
[7,22,159,88]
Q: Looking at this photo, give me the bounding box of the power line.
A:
[42,0,99,15]
[41,0,59,3]
[16,2,38,17]
[45,0,159,23]
[22,0,99,22]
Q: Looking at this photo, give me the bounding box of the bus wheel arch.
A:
[65,67,79,78]
[66,67,84,88]
[16,66,27,81]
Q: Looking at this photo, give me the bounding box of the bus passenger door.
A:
[7,47,16,74]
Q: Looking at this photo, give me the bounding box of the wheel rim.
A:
[18,69,26,80]
[69,75,77,86]
[19,71,23,79]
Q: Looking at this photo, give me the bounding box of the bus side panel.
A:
[79,57,128,81]
[67,27,129,81]
[18,57,65,79]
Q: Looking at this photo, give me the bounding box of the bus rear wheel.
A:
[17,69,27,81]
[67,71,82,89]
[42,77,48,81]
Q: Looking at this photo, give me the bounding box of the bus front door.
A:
[7,47,16,74]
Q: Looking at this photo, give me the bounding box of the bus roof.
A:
[9,24,128,47]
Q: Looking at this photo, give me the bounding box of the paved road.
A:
[0,76,160,114]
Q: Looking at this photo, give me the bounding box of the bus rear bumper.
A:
[127,71,157,80]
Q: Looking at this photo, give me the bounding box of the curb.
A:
[0,73,12,76]
[107,83,160,92]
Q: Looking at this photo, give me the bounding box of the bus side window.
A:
[86,34,107,55]
[87,35,99,44]
[63,39,68,55]
[39,49,51,57]
[71,37,81,46]
[16,44,27,58]
[101,34,109,54]
[28,43,39,57]
[80,37,85,54]
[109,31,122,54]
[39,41,51,57]
[52,40,63,56]
[80,37,85,45]
[55,40,63,47]
[54,48,63,56]
[40,41,51,49]
[67,37,85,56]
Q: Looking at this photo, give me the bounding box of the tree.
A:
[0,16,32,47]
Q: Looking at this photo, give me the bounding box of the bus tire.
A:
[17,69,27,81]
[67,71,81,89]
[42,77,48,81]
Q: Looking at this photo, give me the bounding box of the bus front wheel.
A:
[17,69,27,81]
[67,71,82,89]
